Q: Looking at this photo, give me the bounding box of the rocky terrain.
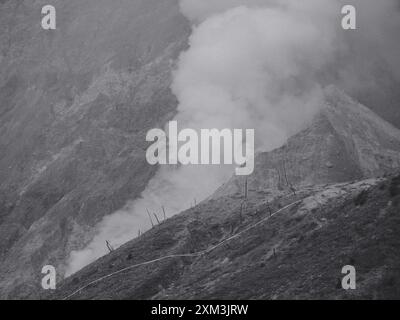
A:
[1,0,400,300]
[51,89,400,300]
[52,172,400,300]
[0,0,189,299]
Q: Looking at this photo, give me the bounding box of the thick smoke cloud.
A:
[66,165,231,275]
[66,0,400,275]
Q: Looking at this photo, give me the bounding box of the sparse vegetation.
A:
[51,177,400,300]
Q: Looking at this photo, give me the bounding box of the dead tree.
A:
[276,167,283,190]
[230,223,235,235]
[239,202,244,224]
[146,209,154,227]
[282,159,289,186]
[244,178,248,199]
[162,206,166,221]
[106,240,114,253]
[282,159,296,195]
[153,212,160,225]
[266,200,272,217]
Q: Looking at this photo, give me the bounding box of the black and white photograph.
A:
[0,0,400,306]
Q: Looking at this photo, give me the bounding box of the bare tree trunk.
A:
[106,240,114,253]
[276,167,282,190]
[153,213,160,225]
[283,159,296,195]
[266,200,272,216]
[239,202,244,224]
[146,209,154,227]
[282,159,289,187]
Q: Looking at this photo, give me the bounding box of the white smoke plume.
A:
[66,0,400,275]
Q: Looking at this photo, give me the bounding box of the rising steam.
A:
[66,0,400,276]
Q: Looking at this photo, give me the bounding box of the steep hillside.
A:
[1,0,400,301]
[51,92,400,299]
[0,0,189,299]
[53,174,400,300]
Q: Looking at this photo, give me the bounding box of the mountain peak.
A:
[214,88,400,198]
[322,85,400,142]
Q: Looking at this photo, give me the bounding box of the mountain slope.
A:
[1,1,400,300]
[53,174,400,300]
[0,0,189,299]
[215,86,400,198]
[51,91,400,300]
